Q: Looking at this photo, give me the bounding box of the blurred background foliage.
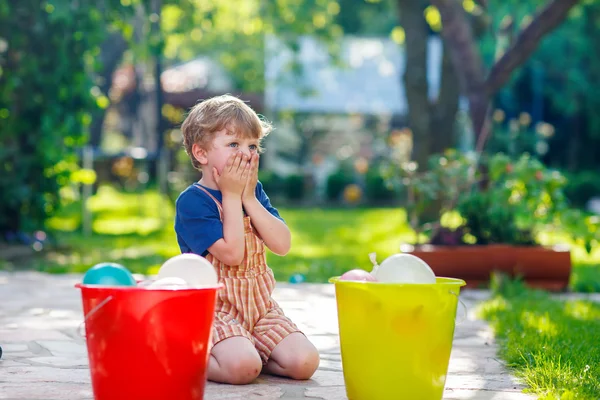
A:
[0,0,599,288]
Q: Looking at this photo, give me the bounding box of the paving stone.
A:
[0,329,71,341]
[553,292,600,303]
[1,350,46,359]
[304,335,339,353]
[443,389,536,399]
[36,340,86,357]
[461,289,492,302]
[0,360,29,367]
[450,345,500,360]
[304,386,348,400]
[204,383,285,399]
[448,357,508,375]
[445,374,524,391]
[255,370,345,388]
[0,382,93,400]
[0,272,535,399]
[305,387,534,400]
[0,343,28,352]
[0,366,91,384]
[27,356,89,368]
[451,335,495,348]
[3,315,81,331]
[316,358,343,371]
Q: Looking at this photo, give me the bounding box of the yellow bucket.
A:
[329,277,466,400]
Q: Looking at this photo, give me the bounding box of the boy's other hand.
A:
[242,153,259,202]
[213,152,249,197]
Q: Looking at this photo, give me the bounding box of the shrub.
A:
[326,168,354,201]
[365,167,396,202]
[564,170,600,208]
[284,174,305,201]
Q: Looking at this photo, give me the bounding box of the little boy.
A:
[174,95,320,385]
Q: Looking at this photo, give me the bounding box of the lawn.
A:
[479,279,600,399]
[6,185,600,288]
[27,185,411,282]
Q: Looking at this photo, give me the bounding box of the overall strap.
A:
[194,184,223,221]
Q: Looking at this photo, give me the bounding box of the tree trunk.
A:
[430,41,460,154]
[430,0,488,140]
[431,0,580,146]
[567,112,582,171]
[486,0,580,96]
[89,32,128,148]
[396,0,491,163]
[397,0,432,168]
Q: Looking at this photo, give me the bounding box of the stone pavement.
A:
[0,271,533,400]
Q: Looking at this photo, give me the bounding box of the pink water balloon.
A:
[339,269,378,282]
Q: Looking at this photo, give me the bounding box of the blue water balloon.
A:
[289,273,306,284]
[82,262,137,286]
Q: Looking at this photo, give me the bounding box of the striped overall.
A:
[195,185,301,363]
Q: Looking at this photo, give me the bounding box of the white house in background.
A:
[265,35,443,116]
[161,56,234,95]
[262,34,459,195]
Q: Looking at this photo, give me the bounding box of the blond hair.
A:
[181,94,272,170]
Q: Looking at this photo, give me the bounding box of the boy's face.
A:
[194,128,259,173]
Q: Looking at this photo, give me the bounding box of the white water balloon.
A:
[157,253,218,287]
[373,253,436,284]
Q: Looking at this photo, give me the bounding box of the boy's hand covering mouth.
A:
[242,153,260,201]
[213,152,250,197]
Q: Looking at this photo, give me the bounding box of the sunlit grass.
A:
[5,185,599,287]
[537,230,600,267]
[276,207,411,281]
[35,185,413,281]
[479,281,600,399]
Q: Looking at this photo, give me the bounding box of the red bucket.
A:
[76,283,221,400]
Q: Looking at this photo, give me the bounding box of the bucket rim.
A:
[75,282,224,292]
[328,276,466,287]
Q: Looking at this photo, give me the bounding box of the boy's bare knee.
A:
[210,336,262,384]
[223,355,262,384]
[286,349,320,380]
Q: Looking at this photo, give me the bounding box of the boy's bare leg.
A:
[263,332,320,380]
[208,336,262,384]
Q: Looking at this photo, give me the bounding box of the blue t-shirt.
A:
[174,181,284,256]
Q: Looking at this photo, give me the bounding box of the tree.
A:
[0,0,344,236]
[396,0,464,167]
[334,0,484,167]
[0,0,193,237]
[88,32,128,147]
[484,0,600,171]
[0,1,136,236]
[159,0,342,94]
[430,0,580,150]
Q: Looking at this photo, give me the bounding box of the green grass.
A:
[570,265,600,293]
[4,185,599,287]
[479,279,600,399]
[270,205,413,281]
[19,185,411,282]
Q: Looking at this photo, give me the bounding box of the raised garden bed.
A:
[407,245,571,291]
